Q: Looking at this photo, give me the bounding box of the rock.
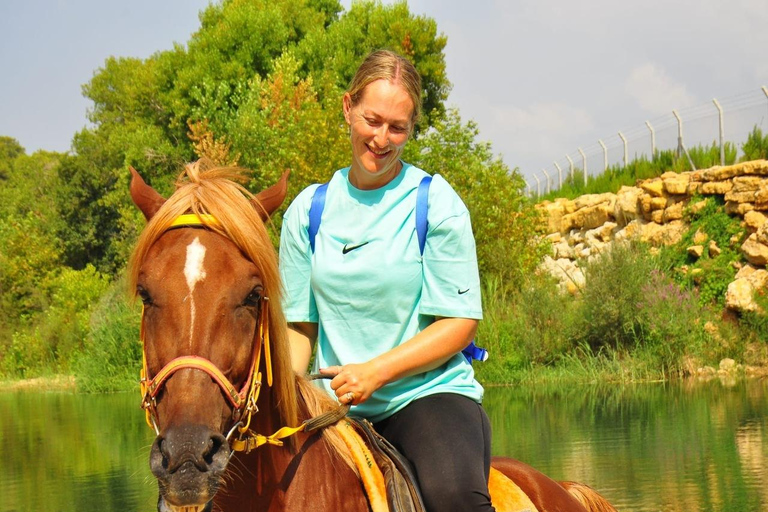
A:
[573,192,615,211]
[687,245,704,258]
[689,199,708,215]
[758,223,768,245]
[585,222,618,243]
[725,269,768,312]
[693,229,709,245]
[561,202,614,232]
[614,186,642,226]
[650,210,664,224]
[640,179,664,197]
[744,211,767,232]
[741,233,768,266]
[725,200,754,215]
[663,173,691,195]
[641,220,685,246]
[663,201,684,222]
[708,240,721,257]
[700,180,734,195]
[719,358,736,372]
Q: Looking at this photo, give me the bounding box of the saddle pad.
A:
[337,419,389,512]
[489,467,539,512]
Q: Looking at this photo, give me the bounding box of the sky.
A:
[2,0,768,188]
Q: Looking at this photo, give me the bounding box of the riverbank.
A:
[0,375,76,392]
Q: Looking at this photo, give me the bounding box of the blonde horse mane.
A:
[128,159,354,470]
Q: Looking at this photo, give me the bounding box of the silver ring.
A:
[344,392,355,403]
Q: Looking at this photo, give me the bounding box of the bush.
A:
[73,278,142,392]
[741,127,768,161]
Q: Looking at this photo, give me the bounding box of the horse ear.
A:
[252,169,290,221]
[129,166,166,221]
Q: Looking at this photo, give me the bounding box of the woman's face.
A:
[343,79,414,189]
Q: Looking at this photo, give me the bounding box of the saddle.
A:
[338,417,426,512]
[337,418,538,512]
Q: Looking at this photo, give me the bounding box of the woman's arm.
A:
[288,322,318,375]
[321,316,478,404]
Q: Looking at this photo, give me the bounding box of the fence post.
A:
[524,179,531,197]
[618,132,628,167]
[713,98,725,166]
[645,121,656,159]
[566,155,575,184]
[554,162,563,189]
[598,139,608,172]
[672,109,697,171]
[533,173,541,197]
[541,169,551,194]
[578,148,587,186]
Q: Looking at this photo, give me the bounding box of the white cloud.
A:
[625,63,697,116]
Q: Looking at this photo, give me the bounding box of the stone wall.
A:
[536,160,768,313]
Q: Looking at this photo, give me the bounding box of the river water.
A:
[1,378,766,511]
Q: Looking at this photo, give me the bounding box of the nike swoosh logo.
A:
[342,242,370,254]
[458,288,470,295]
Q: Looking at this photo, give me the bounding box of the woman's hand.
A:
[320,362,384,405]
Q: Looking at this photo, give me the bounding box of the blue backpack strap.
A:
[462,342,489,364]
[416,176,431,256]
[416,175,488,364]
[308,183,328,254]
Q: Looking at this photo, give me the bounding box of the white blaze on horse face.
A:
[184,237,207,349]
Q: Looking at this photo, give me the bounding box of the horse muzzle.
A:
[150,423,230,512]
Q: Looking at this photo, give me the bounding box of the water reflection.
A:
[0,391,156,512]
[485,379,768,511]
[1,379,766,512]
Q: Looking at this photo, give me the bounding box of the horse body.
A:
[129,162,616,512]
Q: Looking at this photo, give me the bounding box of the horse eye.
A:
[243,286,263,307]
[137,286,153,305]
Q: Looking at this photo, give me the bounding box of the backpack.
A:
[307,176,488,364]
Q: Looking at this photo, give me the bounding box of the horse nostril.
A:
[150,435,170,477]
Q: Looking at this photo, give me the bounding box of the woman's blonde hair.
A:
[346,49,422,125]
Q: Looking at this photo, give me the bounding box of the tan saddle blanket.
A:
[337,418,538,512]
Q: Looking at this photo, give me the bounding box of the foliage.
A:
[658,196,745,307]
[73,279,142,393]
[538,138,738,202]
[405,109,548,285]
[0,265,109,378]
[686,140,737,169]
[740,126,768,161]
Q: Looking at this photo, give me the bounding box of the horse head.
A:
[128,161,297,512]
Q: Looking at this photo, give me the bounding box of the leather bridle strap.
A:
[147,355,250,409]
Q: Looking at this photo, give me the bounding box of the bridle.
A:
[138,213,306,453]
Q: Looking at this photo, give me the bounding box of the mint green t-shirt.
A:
[279,163,483,422]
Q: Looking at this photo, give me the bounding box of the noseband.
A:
[139,213,288,452]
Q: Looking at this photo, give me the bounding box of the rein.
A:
[139,213,301,453]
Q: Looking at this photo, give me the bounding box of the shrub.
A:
[741,127,768,161]
[73,278,142,392]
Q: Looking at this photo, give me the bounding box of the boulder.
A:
[700,180,734,194]
[743,211,767,232]
[640,179,664,197]
[663,172,691,195]
[614,186,642,226]
[663,201,684,222]
[741,233,768,266]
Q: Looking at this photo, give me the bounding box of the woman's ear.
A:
[342,93,352,125]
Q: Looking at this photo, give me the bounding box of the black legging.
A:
[373,393,496,512]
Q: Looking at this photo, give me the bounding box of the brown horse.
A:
[128,160,617,512]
